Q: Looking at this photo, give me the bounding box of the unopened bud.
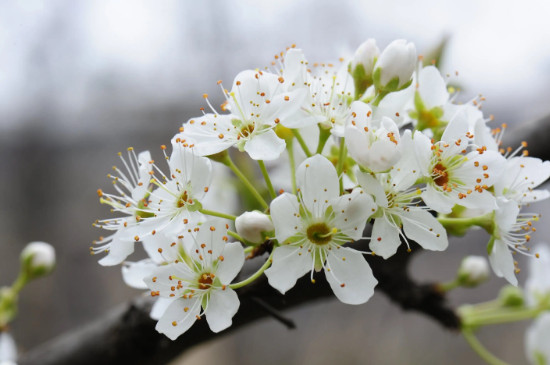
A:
[373,39,416,92]
[349,39,379,96]
[20,241,55,280]
[457,256,489,287]
[498,285,525,308]
[235,211,274,244]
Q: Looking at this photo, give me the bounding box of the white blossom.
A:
[345,100,402,172]
[92,149,155,266]
[488,198,539,286]
[265,155,378,304]
[180,69,307,160]
[414,110,506,214]
[145,220,244,340]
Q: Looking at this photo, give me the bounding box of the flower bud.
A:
[499,285,525,308]
[20,241,55,280]
[373,39,416,92]
[349,39,379,96]
[235,211,274,244]
[457,256,489,287]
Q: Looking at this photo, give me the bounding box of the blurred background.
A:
[1,0,549,364]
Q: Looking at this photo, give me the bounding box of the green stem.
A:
[229,251,274,289]
[11,274,28,294]
[227,230,245,243]
[438,278,461,292]
[287,140,297,195]
[293,129,312,157]
[258,160,276,199]
[372,91,388,107]
[316,126,331,154]
[462,329,509,365]
[222,155,269,210]
[336,137,346,194]
[462,306,545,327]
[199,209,236,221]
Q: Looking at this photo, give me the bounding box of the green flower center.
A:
[306,223,333,245]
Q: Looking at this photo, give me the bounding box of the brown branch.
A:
[19,240,458,365]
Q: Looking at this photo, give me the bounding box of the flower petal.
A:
[325,247,377,304]
[156,297,201,340]
[122,259,158,289]
[244,129,286,161]
[98,231,134,266]
[265,245,311,294]
[296,155,339,216]
[488,238,518,286]
[418,66,448,109]
[216,242,245,285]
[270,193,302,243]
[331,189,376,240]
[205,288,240,333]
[151,297,174,320]
[400,209,448,251]
[179,114,237,156]
[356,169,388,208]
[370,216,401,259]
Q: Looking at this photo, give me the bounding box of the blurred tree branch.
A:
[19,241,458,365]
[19,116,549,365]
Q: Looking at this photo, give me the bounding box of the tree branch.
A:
[19,241,458,365]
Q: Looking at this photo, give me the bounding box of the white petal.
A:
[205,288,240,333]
[194,219,230,261]
[391,130,420,190]
[265,245,311,294]
[441,108,469,144]
[244,129,286,161]
[156,297,201,340]
[525,313,550,364]
[122,260,158,289]
[98,231,134,266]
[456,189,497,214]
[270,193,302,243]
[325,247,377,304]
[179,114,236,156]
[418,66,448,109]
[0,332,17,362]
[370,216,401,259]
[169,141,213,199]
[356,170,388,207]
[297,155,339,215]
[283,48,307,87]
[413,131,433,176]
[421,184,454,214]
[488,239,518,286]
[150,297,175,320]
[495,197,520,232]
[400,209,448,251]
[216,242,245,285]
[526,244,550,306]
[331,189,376,240]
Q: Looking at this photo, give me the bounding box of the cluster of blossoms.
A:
[93,39,550,349]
